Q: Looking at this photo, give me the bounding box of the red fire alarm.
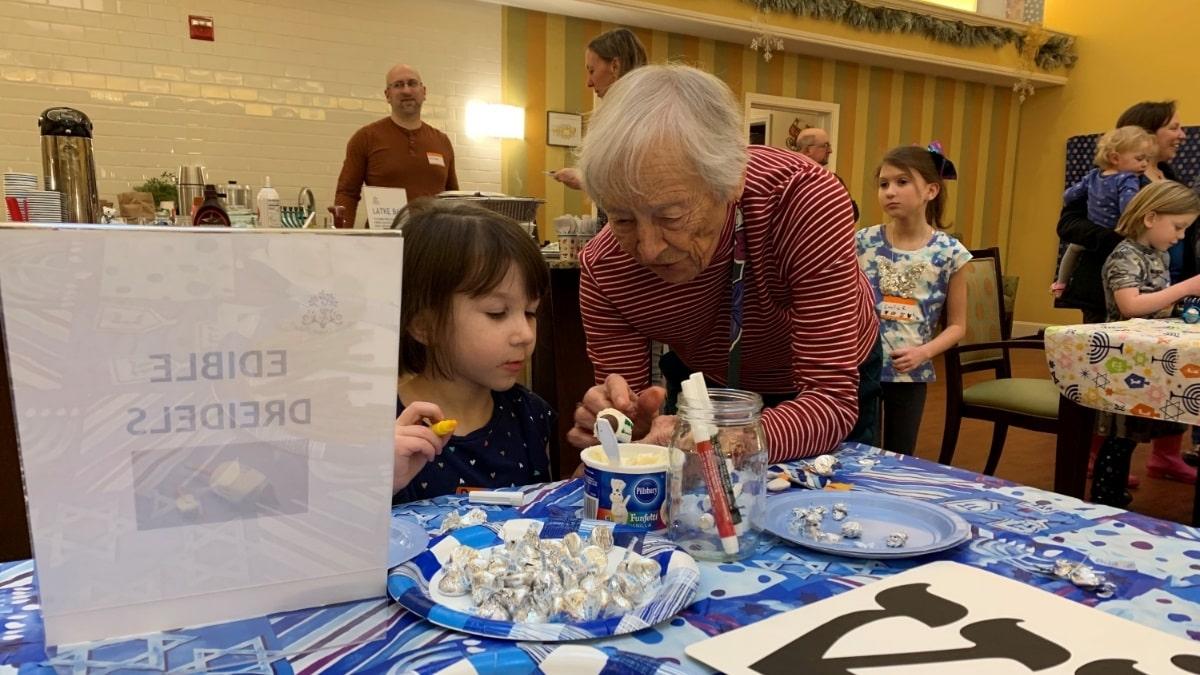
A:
[188,15,214,41]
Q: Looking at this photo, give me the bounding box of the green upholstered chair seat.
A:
[962,378,1059,419]
[941,247,1055,477]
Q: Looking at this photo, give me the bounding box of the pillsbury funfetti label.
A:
[580,444,670,530]
[583,465,667,530]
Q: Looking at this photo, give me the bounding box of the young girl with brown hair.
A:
[391,200,554,502]
[856,144,971,456]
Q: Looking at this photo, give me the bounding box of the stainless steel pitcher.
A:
[38,107,101,224]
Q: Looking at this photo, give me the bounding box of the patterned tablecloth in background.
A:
[1045,318,1200,425]
[3,443,1200,673]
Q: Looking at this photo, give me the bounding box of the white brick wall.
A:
[0,0,502,221]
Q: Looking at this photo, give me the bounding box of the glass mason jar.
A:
[666,388,767,562]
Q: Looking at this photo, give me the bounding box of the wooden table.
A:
[533,263,593,479]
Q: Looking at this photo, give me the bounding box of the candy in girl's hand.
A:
[431,419,458,436]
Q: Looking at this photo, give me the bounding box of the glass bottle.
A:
[666,388,767,562]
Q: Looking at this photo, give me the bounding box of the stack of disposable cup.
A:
[4,172,64,222]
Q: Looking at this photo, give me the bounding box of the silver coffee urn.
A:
[39,107,101,223]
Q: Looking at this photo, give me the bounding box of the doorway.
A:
[744,93,840,173]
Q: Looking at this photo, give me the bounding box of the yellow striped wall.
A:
[501,7,1019,251]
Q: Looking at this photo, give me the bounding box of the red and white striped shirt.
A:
[579,145,878,461]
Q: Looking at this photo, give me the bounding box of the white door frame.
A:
[744,93,841,173]
[747,107,773,147]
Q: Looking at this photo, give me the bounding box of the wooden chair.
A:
[938,247,1061,475]
[1002,274,1020,339]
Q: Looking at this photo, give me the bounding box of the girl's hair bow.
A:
[927,141,958,180]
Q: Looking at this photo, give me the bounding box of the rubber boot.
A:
[1146,434,1197,484]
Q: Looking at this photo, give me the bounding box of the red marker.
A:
[682,373,740,556]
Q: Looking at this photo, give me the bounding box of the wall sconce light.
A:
[466,101,525,139]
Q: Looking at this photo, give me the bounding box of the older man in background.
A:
[795,126,858,222]
[795,127,832,167]
[335,64,458,226]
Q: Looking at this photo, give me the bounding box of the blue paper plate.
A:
[390,515,430,567]
[400,643,688,675]
[388,518,700,642]
[758,491,971,559]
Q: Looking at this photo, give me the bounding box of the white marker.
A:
[468,490,526,507]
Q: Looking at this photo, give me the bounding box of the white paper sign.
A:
[0,225,403,645]
[686,561,1200,674]
[363,186,407,230]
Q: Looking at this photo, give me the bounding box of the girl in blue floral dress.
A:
[856,145,972,455]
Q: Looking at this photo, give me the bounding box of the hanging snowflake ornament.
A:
[1012,78,1035,104]
[748,11,784,63]
[750,32,785,62]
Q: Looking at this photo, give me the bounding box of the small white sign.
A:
[0,225,403,645]
[686,561,1200,674]
[363,186,407,230]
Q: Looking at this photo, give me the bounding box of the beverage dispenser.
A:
[38,107,101,224]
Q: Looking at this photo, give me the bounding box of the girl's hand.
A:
[890,345,931,374]
[393,402,451,493]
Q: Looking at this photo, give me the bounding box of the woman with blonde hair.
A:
[551,27,648,190]
[583,27,647,98]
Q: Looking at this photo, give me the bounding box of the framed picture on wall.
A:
[547,111,583,147]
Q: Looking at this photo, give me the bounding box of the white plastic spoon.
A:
[596,415,622,467]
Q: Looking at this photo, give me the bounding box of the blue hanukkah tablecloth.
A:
[3,442,1200,674]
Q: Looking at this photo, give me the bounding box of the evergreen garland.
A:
[745,0,1077,70]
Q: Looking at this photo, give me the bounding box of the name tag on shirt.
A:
[427,152,446,167]
[880,295,921,323]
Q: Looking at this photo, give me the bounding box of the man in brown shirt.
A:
[335,64,459,226]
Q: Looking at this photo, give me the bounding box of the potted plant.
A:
[132,171,178,208]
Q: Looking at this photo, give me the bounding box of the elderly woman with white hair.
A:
[566,64,881,462]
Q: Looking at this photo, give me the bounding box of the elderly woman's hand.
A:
[637,413,676,446]
[567,373,667,448]
[551,168,584,191]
